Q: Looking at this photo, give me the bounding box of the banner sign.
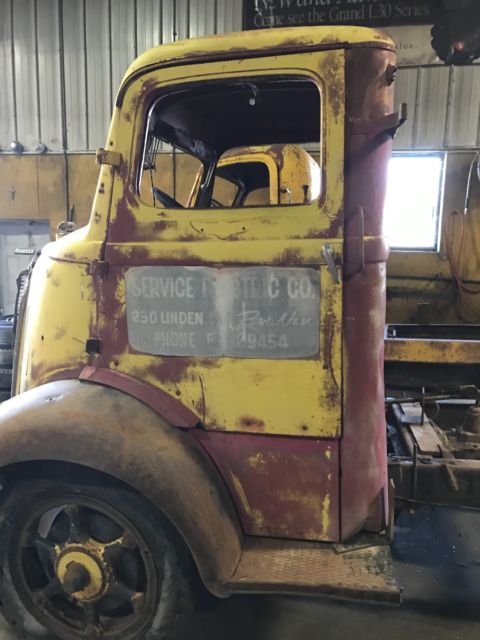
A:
[244,0,439,30]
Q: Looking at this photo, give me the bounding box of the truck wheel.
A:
[0,477,192,640]
[0,347,13,368]
[0,369,12,389]
[0,317,14,349]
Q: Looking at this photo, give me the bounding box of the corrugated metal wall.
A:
[0,0,479,153]
[395,65,480,149]
[0,0,243,153]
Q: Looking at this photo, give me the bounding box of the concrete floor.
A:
[0,506,479,639]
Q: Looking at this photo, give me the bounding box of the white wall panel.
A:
[161,0,176,44]
[111,0,137,97]
[175,0,190,40]
[446,66,480,148]
[414,66,450,148]
[136,0,161,54]
[12,0,39,151]
[0,0,16,149]
[85,0,111,149]
[36,0,63,150]
[393,67,419,149]
[216,0,243,34]
[62,0,88,151]
[189,0,216,38]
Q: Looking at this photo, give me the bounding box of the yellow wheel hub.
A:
[56,549,105,601]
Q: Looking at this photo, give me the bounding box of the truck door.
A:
[100,50,345,541]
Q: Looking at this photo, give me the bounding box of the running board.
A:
[226,538,401,604]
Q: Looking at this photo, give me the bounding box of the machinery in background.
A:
[431,0,480,64]
[385,147,480,512]
[388,386,480,515]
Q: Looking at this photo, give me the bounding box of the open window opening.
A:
[138,76,321,210]
[210,160,270,208]
[383,154,445,251]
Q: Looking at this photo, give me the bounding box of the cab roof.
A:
[120,26,394,93]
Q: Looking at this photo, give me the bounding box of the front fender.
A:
[0,380,243,595]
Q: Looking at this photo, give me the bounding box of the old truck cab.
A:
[0,26,400,640]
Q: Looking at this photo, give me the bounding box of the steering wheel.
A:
[152,187,184,209]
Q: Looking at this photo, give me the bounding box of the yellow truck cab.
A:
[0,26,401,640]
[187,144,322,207]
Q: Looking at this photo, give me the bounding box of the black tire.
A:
[0,476,193,640]
[0,319,14,349]
[0,319,14,374]
[0,368,12,392]
[0,348,13,368]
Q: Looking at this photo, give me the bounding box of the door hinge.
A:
[88,260,109,277]
[96,147,123,167]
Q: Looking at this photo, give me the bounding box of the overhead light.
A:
[10,141,24,155]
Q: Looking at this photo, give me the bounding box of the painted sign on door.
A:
[126,266,320,359]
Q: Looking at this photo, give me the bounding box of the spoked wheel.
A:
[0,477,192,640]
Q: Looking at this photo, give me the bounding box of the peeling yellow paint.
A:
[99,49,345,438]
[322,492,331,535]
[16,256,95,394]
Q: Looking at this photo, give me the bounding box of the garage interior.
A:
[1,1,480,639]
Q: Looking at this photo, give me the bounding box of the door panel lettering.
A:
[126,266,320,359]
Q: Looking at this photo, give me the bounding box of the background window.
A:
[383,155,444,251]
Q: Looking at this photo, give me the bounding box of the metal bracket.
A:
[350,103,408,139]
[96,147,123,167]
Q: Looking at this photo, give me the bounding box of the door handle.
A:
[322,244,340,284]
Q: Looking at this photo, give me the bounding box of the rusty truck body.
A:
[0,24,445,640]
